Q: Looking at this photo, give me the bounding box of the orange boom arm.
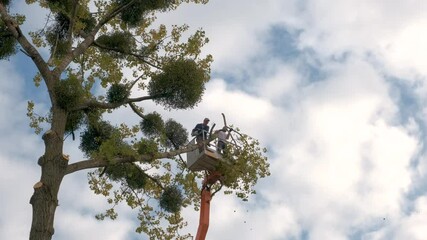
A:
[195,171,223,240]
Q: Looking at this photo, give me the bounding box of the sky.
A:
[1,0,427,239]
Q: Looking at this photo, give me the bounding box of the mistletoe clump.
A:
[159,185,183,213]
[117,0,174,26]
[140,114,188,149]
[0,21,17,59]
[136,138,158,156]
[164,119,188,148]
[1,0,11,6]
[80,120,116,156]
[54,75,85,110]
[104,163,147,189]
[46,0,72,8]
[140,112,165,138]
[96,32,135,55]
[107,83,129,104]
[45,12,71,58]
[65,110,85,134]
[148,58,208,110]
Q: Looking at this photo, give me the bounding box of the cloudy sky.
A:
[1,0,427,239]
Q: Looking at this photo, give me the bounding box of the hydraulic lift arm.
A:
[195,186,212,240]
[195,171,223,240]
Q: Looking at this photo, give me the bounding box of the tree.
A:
[0,1,270,239]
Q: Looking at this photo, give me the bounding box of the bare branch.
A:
[71,94,165,111]
[129,102,145,119]
[65,144,198,175]
[67,0,79,43]
[19,48,30,57]
[211,183,223,197]
[136,166,164,190]
[46,31,61,65]
[130,74,146,89]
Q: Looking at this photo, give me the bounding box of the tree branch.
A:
[71,94,165,111]
[129,102,145,118]
[53,0,138,77]
[67,0,79,43]
[0,4,54,90]
[129,103,188,166]
[65,144,198,175]
[92,41,162,69]
[136,166,164,190]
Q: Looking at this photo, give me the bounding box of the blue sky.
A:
[1,0,427,239]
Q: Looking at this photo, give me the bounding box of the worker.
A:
[216,126,230,154]
[192,117,210,145]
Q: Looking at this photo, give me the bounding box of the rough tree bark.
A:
[29,107,68,240]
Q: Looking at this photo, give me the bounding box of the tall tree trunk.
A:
[29,108,68,240]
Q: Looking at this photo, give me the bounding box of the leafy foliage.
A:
[104,163,147,189]
[96,32,135,57]
[149,58,208,109]
[80,120,116,156]
[79,14,96,35]
[0,17,18,59]
[65,110,85,134]
[27,101,49,134]
[107,83,129,104]
[45,0,73,9]
[54,75,85,110]
[45,12,71,57]
[140,112,165,138]
[1,0,11,6]
[164,119,188,148]
[140,114,188,148]
[136,138,158,156]
[160,185,184,213]
[216,129,270,201]
[50,12,70,40]
[117,0,174,27]
[96,136,134,161]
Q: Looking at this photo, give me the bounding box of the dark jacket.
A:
[192,123,209,139]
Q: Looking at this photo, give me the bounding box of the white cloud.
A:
[367,196,427,240]
[54,209,135,240]
[253,62,301,104]
[378,19,427,79]
[156,0,295,75]
[253,57,420,239]
[0,158,38,240]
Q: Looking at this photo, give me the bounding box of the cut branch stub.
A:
[33,181,43,189]
[62,154,69,161]
[42,130,59,142]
